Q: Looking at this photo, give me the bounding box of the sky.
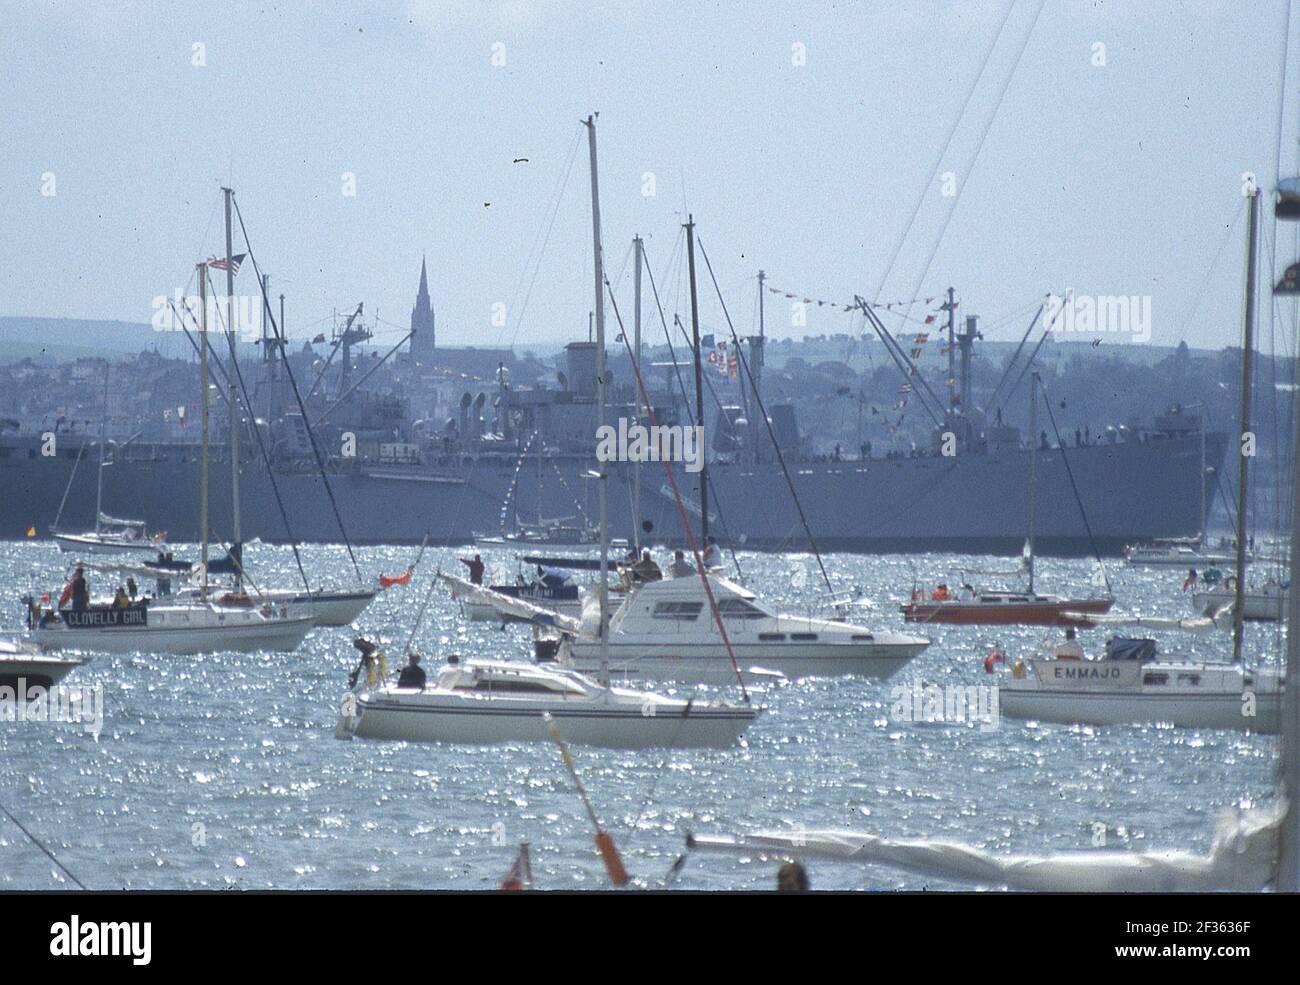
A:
[2,0,1298,354]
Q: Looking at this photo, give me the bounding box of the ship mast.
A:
[1232,187,1259,664]
[945,286,956,425]
[94,364,109,535]
[222,187,242,588]
[633,234,643,550]
[685,215,709,544]
[198,261,210,601]
[753,269,766,465]
[1027,371,1038,594]
[584,114,610,688]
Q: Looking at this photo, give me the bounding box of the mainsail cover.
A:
[97,513,146,528]
[687,802,1283,891]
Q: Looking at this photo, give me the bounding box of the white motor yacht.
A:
[560,574,929,684]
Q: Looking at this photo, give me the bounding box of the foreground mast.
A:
[584,114,610,687]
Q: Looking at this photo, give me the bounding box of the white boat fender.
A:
[334,691,359,741]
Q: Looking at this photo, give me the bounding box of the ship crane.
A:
[333,303,371,398]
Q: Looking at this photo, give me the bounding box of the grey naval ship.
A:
[0,271,1224,557]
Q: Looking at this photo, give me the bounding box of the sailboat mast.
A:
[223,187,242,587]
[685,216,709,544]
[1280,327,1300,892]
[95,364,109,534]
[584,114,610,687]
[1028,371,1038,594]
[198,262,210,600]
[633,234,643,551]
[1233,188,1259,664]
[755,269,766,465]
[1200,413,1207,542]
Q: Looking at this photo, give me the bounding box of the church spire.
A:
[410,255,435,359]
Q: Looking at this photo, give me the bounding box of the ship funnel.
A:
[564,341,599,399]
[459,392,472,436]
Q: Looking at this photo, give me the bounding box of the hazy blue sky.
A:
[2,1,1297,353]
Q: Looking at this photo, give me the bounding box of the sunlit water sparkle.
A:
[0,541,1282,891]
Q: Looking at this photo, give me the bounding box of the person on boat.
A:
[127,576,138,600]
[669,549,695,578]
[776,861,809,892]
[1052,627,1084,660]
[461,554,486,585]
[113,585,130,609]
[959,581,976,601]
[631,549,663,583]
[537,565,568,590]
[702,536,722,570]
[931,583,951,602]
[396,653,427,690]
[1182,568,1197,591]
[59,566,89,611]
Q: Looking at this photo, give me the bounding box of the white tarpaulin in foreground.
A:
[439,572,586,637]
[687,801,1284,891]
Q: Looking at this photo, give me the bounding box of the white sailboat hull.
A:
[564,639,926,684]
[351,690,757,747]
[1001,687,1281,731]
[29,610,315,654]
[179,587,376,626]
[1001,660,1282,732]
[1192,589,1285,621]
[54,532,162,556]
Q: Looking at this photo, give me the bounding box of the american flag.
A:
[206,253,246,274]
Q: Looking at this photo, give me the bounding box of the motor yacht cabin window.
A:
[653,601,704,621]
[716,598,766,619]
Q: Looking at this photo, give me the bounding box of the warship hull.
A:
[0,430,1224,556]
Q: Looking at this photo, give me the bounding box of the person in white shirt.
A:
[701,536,722,570]
[1051,627,1084,660]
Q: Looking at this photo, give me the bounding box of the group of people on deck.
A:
[55,567,143,611]
[628,537,722,583]
[458,537,725,590]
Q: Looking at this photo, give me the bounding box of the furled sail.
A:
[439,572,586,636]
[687,802,1283,891]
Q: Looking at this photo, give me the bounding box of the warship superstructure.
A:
[0,271,1224,556]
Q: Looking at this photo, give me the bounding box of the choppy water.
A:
[0,540,1284,891]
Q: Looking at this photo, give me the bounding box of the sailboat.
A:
[143,189,377,628]
[338,116,759,748]
[1193,577,1287,622]
[341,657,757,748]
[24,262,315,655]
[690,205,1297,892]
[52,366,166,557]
[474,431,621,549]
[998,188,1285,731]
[900,371,1113,625]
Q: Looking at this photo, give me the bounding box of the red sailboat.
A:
[901,372,1113,627]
